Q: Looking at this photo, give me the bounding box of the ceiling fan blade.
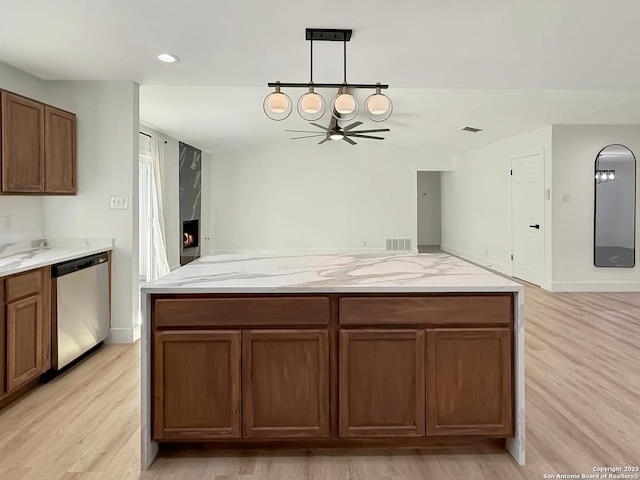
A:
[318,137,330,145]
[343,136,357,145]
[342,121,363,131]
[290,135,327,140]
[310,123,330,131]
[285,129,324,133]
[347,134,386,140]
[348,128,391,134]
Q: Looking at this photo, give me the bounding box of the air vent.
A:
[460,126,483,133]
[385,238,412,251]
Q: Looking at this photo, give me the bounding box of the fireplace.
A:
[182,220,199,249]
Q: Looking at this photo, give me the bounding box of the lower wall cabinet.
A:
[1,268,49,402]
[339,329,426,437]
[153,330,241,440]
[6,294,43,392]
[242,329,329,438]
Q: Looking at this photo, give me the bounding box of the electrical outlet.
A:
[237,241,242,247]
[109,195,129,210]
[363,240,368,247]
[1,215,11,230]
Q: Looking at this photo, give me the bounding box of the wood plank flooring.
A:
[0,285,638,479]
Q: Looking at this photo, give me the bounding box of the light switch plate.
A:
[561,193,571,203]
[109,195,129,210]
[1,215,10,230]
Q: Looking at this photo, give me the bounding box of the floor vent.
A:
[386,238,412,251]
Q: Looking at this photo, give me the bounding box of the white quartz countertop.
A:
[0,238,114,277]
[141,252,522,294]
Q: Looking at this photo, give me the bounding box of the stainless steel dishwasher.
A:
[51,252,110,370]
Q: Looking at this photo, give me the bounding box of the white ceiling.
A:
[2,0,640,89]
[140,87,640,154]
[4,0,640,153]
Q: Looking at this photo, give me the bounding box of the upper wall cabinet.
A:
[45,106,76,194]
[1,92,45,193]
[0,90,76,195]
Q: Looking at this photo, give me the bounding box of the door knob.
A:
[529,224,540,229]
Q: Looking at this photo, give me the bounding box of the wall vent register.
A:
[386,238,412,251]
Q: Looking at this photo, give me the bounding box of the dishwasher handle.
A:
[52,252,109,277]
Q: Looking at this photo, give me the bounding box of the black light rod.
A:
[139,131,168,144]
[267,82,388,89]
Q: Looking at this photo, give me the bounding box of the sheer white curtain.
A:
[149,139,170,280]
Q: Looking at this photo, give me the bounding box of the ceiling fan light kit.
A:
[264,28,393,125]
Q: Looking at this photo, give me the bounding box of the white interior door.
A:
[511,154,544,285]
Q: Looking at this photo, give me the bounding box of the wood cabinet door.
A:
[426,328,512,436]
[44,106,76,194]
[6,294,43,392]
[1,92,45,193]
[153,330,241,440]
[339,329,425,437]
[242,330,329,438]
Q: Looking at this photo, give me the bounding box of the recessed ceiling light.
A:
[157,53,180,63]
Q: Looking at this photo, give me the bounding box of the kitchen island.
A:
[140,252,525,469]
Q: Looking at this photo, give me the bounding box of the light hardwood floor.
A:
[0,285,638,479]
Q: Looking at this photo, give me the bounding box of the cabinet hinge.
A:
[510,170,513,175]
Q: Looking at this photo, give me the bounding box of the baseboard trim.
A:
[209,248,419,255]
[108,327,138,344]
[550,281,640,292]
[440,245,511,276]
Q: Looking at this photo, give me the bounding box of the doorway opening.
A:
[417,171,442,253]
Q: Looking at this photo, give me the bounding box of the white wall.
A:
[441,126,552,283]
[209,141,452,253]
[0,61,141,342]
[551,125,640,291]
[417,172,441,246]
[43,81,140,342]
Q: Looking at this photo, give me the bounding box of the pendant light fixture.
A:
[365,83,393,122]
[330,40,358,121]
[296,39,326,121]
[264,28,392,123]
[263,82,292,121]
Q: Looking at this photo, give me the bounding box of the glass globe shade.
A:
[301,93,323,114]
[335,94,356,114]
[367,94,390,115]
[267,92,289,113]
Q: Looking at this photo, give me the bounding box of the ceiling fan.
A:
[285,117,390,145]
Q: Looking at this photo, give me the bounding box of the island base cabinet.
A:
[242,330,330,438]
[339,329,425,437]
[153,331,241,440]
[426,328,513,436]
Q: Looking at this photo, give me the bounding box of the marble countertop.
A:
[0,238,114,277]
[141,252,522,294]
